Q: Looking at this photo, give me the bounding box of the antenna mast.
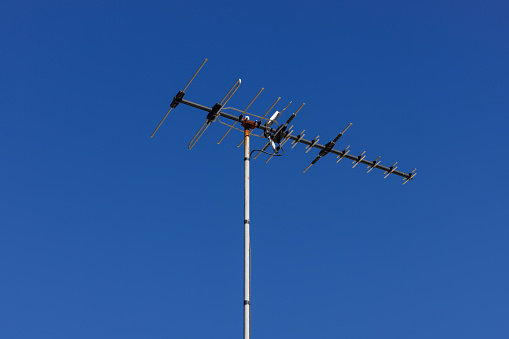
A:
[151,59,417,338]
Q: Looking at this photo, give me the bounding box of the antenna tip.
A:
[238,79,242,84]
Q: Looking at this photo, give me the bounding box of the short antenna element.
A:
[150,59,417,339]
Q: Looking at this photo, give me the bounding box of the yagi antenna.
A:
[150,59,417,339]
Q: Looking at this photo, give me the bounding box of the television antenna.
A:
[150,59,417,339]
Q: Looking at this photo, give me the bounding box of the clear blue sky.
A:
[1,1,508,338]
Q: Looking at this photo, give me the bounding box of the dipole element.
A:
[241,117,256,339]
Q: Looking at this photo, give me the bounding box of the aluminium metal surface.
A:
[171,98,416,182]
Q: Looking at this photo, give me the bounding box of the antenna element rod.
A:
[183,58,208,92]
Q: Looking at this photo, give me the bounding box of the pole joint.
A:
[241,118,257,130]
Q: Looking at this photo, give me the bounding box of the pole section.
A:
[243,123,251,339]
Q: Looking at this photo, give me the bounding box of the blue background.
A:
[1,1,508,338]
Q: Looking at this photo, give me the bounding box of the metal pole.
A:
[243,123,251,339]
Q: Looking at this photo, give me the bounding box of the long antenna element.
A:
[150,59,417,339]
[150,58,208,138]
